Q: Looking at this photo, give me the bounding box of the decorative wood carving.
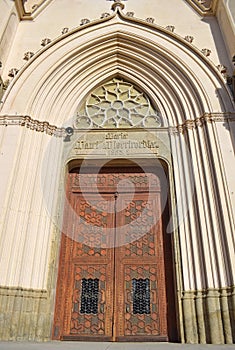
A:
[53,167,169,341]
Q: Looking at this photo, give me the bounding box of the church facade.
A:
[0,0,234,344]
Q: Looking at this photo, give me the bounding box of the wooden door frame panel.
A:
[52,163,179,342]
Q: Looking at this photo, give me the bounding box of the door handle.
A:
[100,303,104,313]
[126,304,130,313]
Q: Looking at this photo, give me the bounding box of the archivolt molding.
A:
[0,5,234,127]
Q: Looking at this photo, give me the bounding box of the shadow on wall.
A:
[201,16,233,72]
[0,76,4,101]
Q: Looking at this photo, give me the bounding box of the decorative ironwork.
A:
[132,278,150,314]
[80,278,99,314]
[74,78,161,129]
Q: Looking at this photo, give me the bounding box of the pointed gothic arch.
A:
[1,8,233,127]
[0,4,234,344]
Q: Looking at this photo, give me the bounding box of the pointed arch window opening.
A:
[74,78,162,129]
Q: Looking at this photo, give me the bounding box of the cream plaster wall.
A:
[0,1,18,68]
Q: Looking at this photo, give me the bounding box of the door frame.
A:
[52,158,180,342]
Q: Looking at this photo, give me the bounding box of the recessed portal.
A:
[52,164,178,342]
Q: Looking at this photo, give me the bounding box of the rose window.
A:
[74,78,162,129]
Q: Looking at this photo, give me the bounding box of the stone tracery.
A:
[74,78,162,129]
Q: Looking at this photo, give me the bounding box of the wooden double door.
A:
[53,166,169,341]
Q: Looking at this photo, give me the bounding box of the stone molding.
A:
[184,0,218,16]
[15,0,218,20]
[182,285,235,299]
[0,115,65,137]
[0,113,234,136]
[2,5,233,123]
[0,286,48,299]
[169,113,235,134]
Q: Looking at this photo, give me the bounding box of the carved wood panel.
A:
[53,167,168,341]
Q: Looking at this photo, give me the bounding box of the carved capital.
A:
[184,120,195,130]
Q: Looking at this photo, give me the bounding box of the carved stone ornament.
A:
[3,79,10,89]
[184,36,194,43]
[23,51,34,60]
[0,115,65,137]
[201,48,211,56]
[80,18,90,25]
[41,38,51,46]
[8,68,19,78]
[62,27,69,34]
[146,17,155,23]
[101,13,110,19]
[110,0,125,11]
[74,78,162,129]
[217,65,227,75]
[166,26,175,32]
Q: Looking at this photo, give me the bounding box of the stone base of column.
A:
[0,286,52,341]
[0,285,234,343]
[182,286,235,344]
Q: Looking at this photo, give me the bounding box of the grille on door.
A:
[132,278,151,314]
[80,278,99,314]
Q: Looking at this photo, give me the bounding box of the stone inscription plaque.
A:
[69,131,170,159]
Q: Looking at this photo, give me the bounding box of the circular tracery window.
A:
[74,78,162,129]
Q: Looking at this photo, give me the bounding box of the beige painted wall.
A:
[0,1,18,69]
